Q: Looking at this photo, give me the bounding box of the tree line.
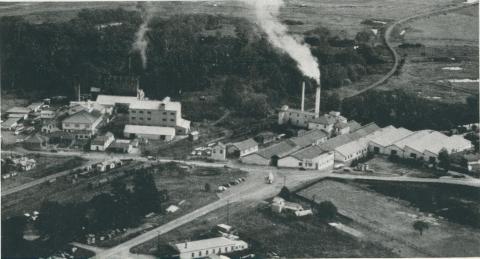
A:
[1,170,165,258]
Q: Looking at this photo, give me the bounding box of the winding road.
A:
[345,1,478,98]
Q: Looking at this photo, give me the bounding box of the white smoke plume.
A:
[132,2,154,69]
[243,0,320,84]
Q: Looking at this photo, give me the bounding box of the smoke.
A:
[244,0,320,84]
[132,3,154,69]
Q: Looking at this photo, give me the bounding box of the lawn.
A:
[297,179,480,257]
[131,199,396,258]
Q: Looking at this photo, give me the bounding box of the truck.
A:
[265,172,274,184]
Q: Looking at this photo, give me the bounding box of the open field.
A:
[1,154,87,190]
[131,200,396,258]
[379,5,479,103]
[298,179,480,257]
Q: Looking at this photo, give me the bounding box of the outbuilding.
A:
[173,237,248,259]
[227,138,258,157]
[278,145,334,170]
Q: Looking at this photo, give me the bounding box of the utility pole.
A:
[283,175,286,187]
[226,199,230,225]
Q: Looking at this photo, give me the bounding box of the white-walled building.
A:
[90,132,115,151]
[278,145,334,170]
[124,124,175,141]
[62,110,103,139]
[211,142,227,161]
[368,126,413,154]
[173,237,248,259]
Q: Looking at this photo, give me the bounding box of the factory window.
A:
[170,112,175,115]
[231,246,234,251]
[75,124,80,128]
[162,119,166,121]
[139,117,144,120]
[163,112,167,115]
[147,111,151,114]
[131,110,136,113]
[199,251,202,256]
[131,117,136,120]
[65,123,70,127]
[139,111,143,114]
[147,118,151,121]
[191,253,194,258]
[298,162,302,166]
[170,119,174,122]
[206,250,209,255]
[220,150,223,154]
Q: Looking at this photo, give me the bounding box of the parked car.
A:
[343,167,353,172]
[217,186,228,192]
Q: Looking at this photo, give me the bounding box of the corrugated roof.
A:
[174,237,246,254]
[256,140,300,159]
[231,138,257,151]
[124,125,175,136]
[320,123,380,151]
[291,129,328,148]
[368,126,412,147]
[63,110,102,124]
[389,130,432,149]
[290,145,330,160]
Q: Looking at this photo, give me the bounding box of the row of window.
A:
[65,123,88,128]
[130,117,175,122]
[130,110,175,116]
[191,245,245,258]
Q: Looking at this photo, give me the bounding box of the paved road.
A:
[345,1,477,98]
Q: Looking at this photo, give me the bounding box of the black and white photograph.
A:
[0,0,479,258]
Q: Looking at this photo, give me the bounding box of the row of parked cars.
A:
[217,177,246,192]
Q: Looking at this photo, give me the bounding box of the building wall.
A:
[241,153,270,166]
[384,145,405,158]
[312,151,335,170]
[368,142,386,155]
[128,107,190,134]
[308,122,334,134]
[240,145,258,157]
[279,110,316,128]
[123,131,174,141]
[277,156,301,168]
[403,146,424,160]
[63,117,102,136]
[211,145,226,161]
[178,241,248,259]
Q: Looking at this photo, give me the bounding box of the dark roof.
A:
[310,115,336,125]
[290,145,330,160]
[320,122,380,151]
[231,138,258,151]
[63,110,101,124]
[347,120,362,131]
[291,129,328,148]
[256,140,300,159]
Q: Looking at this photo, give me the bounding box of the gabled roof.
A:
[130,99,181,111]
[290,145,331,160]
[320,123,380,151]
[2,118,21,127]
[256,140,300,159]
[368,126,412,147]
[347,120,362,132]
[63,110,102,124]
[231,138,257,151]
[291,129,328,148]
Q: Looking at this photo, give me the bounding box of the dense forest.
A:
[1,8,384,101]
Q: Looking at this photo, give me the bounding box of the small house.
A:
[90,132,115,151]
[41,119,61,134]
[211,142,226,161]
[108,139,136,153]
[23,134,48,151]
[254,131,276,145]
[189,131,200,141]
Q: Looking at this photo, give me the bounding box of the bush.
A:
[314,201,338,221]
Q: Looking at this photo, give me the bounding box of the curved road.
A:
[345,1,478,98]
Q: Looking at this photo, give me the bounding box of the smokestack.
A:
[301,81,305,112]
[78,84,81,102]
[315,81,320,117]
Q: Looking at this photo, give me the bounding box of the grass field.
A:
[297,179,480,257]
[380,5,479,103]
[131,200,396,258]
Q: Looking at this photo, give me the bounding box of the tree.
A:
[413,220,429,235]
[438,148,450,170]
[132,171,162,215]
[278,186,291,200]
[314,201,338,221]
[204,183,211,192]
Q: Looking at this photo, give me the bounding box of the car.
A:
[217,186,227,192]
[343,167,353,172]
[334,163,345,169]
[50,149,58,153]
[299,167,306,171]
[229,181,238,185]
[147,156,155,160]
[224,183,231,187]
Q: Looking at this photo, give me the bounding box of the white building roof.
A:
[2,118,20,127]
[6,106,31,114]
[130,99,181,111]
[96,95,139,106]
[368,126,413,147]
[389,130,431,149]
[174,237,247,254]
[124,125,175,136]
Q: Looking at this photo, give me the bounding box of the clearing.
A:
[297,179,480,257]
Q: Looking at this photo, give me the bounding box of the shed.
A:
[124,124,175,141]
[227,138,258,157]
